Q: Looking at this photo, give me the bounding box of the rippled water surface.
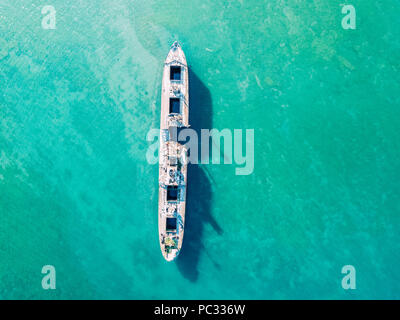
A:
[0,0,399,299]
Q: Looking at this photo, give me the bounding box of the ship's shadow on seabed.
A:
[176,69,223,282]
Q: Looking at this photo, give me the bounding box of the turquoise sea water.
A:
[1,0,399,299]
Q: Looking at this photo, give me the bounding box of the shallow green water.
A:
[0,0,399,299]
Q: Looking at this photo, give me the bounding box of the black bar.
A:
[0,300,398,318]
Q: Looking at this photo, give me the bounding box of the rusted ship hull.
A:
[158,42,189,261]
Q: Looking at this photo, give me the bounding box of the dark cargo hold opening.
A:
[166,217,177,231]
[167,186,178,201]
[169,98,180,114]
[168,126,178,141]
[169,156,178,166]
[170,66,181,81]
[168,126,189,143]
